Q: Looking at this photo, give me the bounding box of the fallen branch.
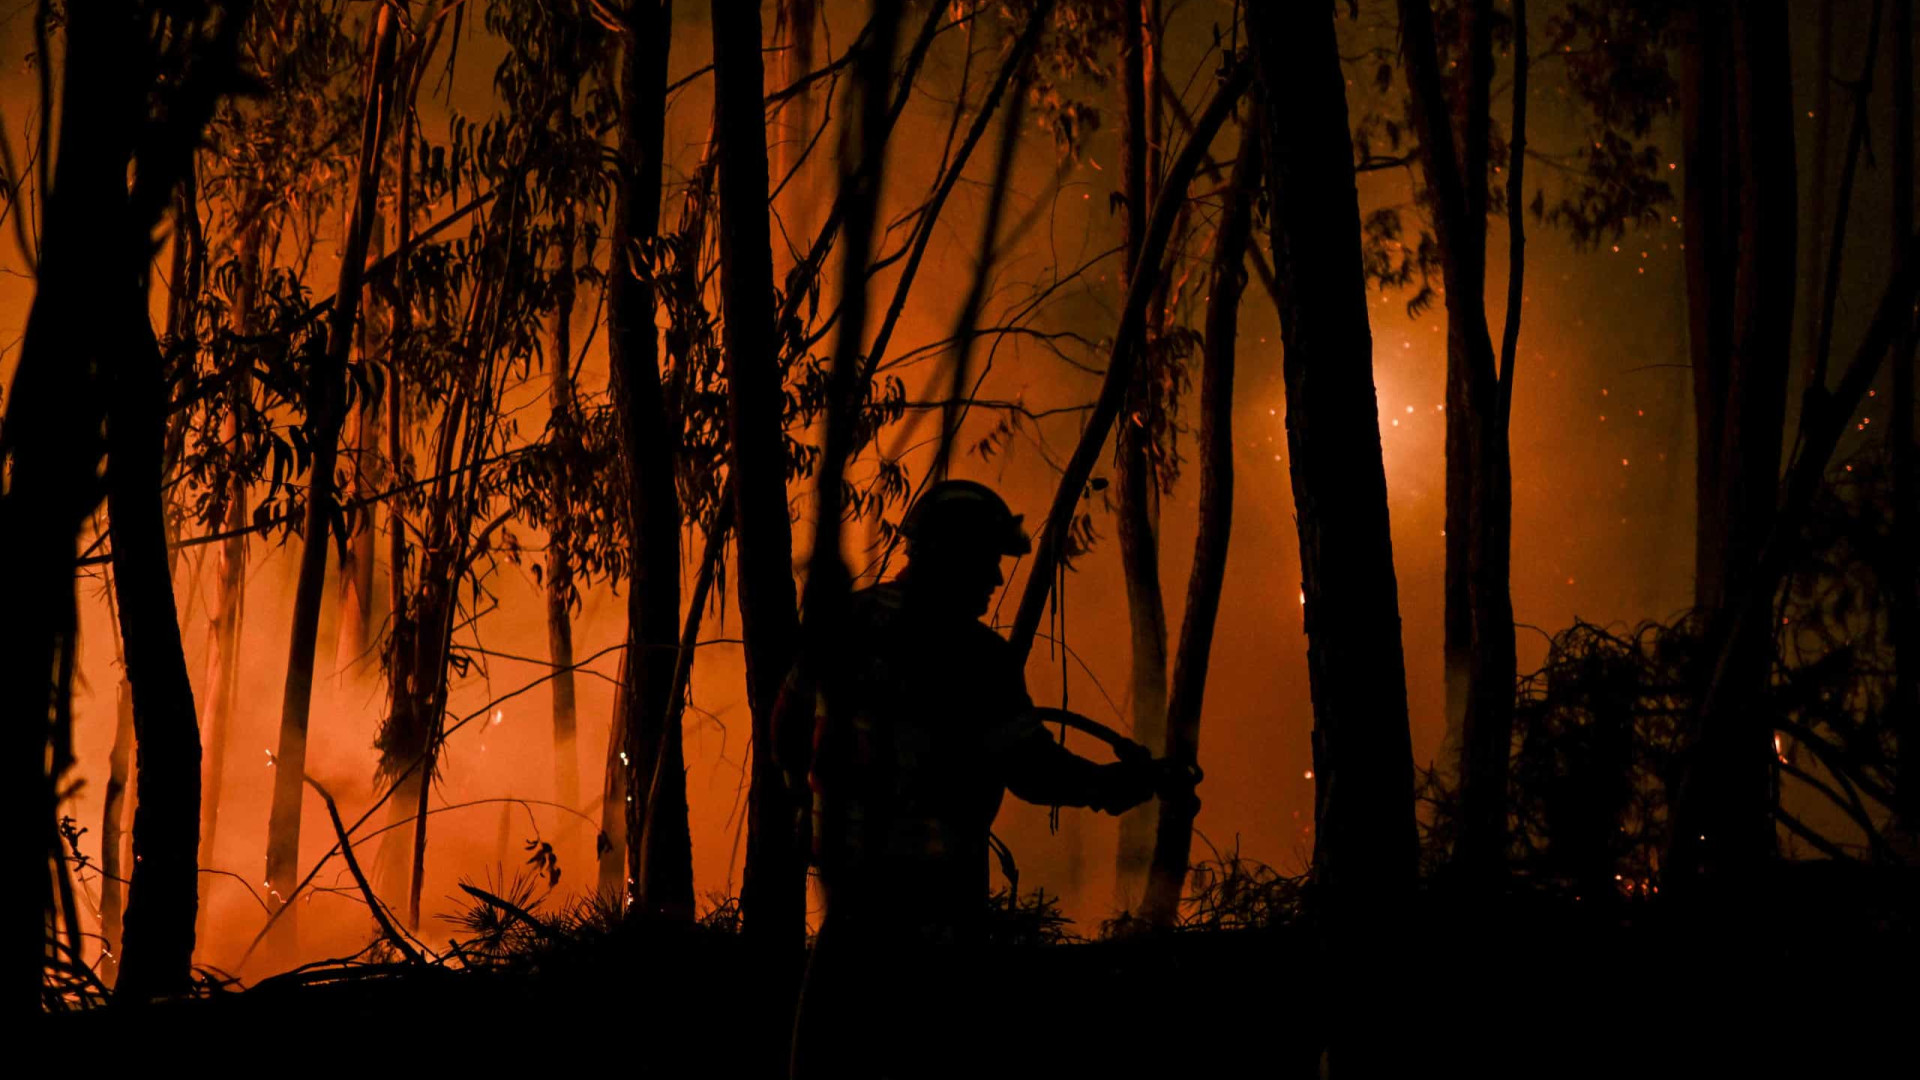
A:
[304,774,423,965]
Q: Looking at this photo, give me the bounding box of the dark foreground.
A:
[44,878,1920,1077]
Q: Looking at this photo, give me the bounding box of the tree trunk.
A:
[1398,0,1517,877]
[774,0,821,280]
[1139,124,1256,927]
[264,5,398,953]
[611,0,690,919]
[196,234,260,952]
[109,304,203,1002]
[1249,0,1415,904]
[1667,0,1797,887]
[335,218,386,677]
[194,413,247,952]
[1008,65,1253,663]
[100,633,137,980]
[1889,0,1917,836]
[1113,0,1171,906]
[1249,7,1417,1069]
[597,653,631,898]
[713,0,804,948]
[0,1,150,1013]
[546,208,582,828]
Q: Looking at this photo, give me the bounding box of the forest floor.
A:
[41,871,1920,1077]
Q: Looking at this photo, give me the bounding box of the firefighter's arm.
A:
[988,712,1157,814]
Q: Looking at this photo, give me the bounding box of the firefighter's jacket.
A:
[774,582,1108,939]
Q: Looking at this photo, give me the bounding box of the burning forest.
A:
[7,0,1918,1075]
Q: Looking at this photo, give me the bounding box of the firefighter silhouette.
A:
[780,479,1191,1079]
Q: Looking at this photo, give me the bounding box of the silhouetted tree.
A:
[1009,53,1249,667]
[1249,5,1418,1071]
[713,0,805,947]
[1248,0,1416,904]
[1396,0,1521,878]
[264,1,399,950]
[609,0,691,920]
[1890,0,1917,835]
[1,0,250,1007]
[1139,117,1258,927]
[1112,0,1172,902]
[544,208,583,831]
[1664,0,1798,887]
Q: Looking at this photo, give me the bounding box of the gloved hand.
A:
[1090,759,1159,815]
[1154,758,1202,814]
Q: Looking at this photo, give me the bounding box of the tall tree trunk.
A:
[1250,5,1417,1069]
[3,0,238,1007]
[775,0,821,280]
[712,0,803,947]
[196,233,260,952]
[1249,0,1415,906]
[1889,0,1917,836]
[109,301,203,1002]
[597,653,631,898]
[264,4,398,953]
[1667,0,1797,887]
[1009,67,1252,662]
[1113,0,1171,906]
[0,0,150,1013]
[1801,0,1838,373]
[379,113,413,903]
[546,208,582,827]
[611,0,690,919]
[1398,0,1516,877]
[100,615,137,980]
[193,416,247,950]
[336,218,387,677]
[1139,124,1257,927]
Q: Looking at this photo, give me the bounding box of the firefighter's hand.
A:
[1155,758,1202,814]
[1090,760,1159,815]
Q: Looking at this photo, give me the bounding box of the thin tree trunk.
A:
[264,5,398,953]
[379,88,413,899]
[1139,124,1256,927]
[597,652,631,897]
[336,217,387,677]
[1667,0,1798,887]
[1801,0,1838,373]
[1113,0,1171,905]
[930,45,1033,480]
[639,496,737,901]
[100,619,137,980]
[1889,0,1917,835]
[196,233,260,952]
[713,0,803,947]
[546,207,582,827]
[775,0,821,280]
[1009,65,1253,662]
[1398,0,1516,877]
[109,303,203,1002]
[194,413,247,950]
[611,0,690,919]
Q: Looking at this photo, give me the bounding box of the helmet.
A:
[899,480,1032,558]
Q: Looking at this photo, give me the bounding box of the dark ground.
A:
[43,872,1920,1077]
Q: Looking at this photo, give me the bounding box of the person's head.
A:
[898,480,1030,621]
